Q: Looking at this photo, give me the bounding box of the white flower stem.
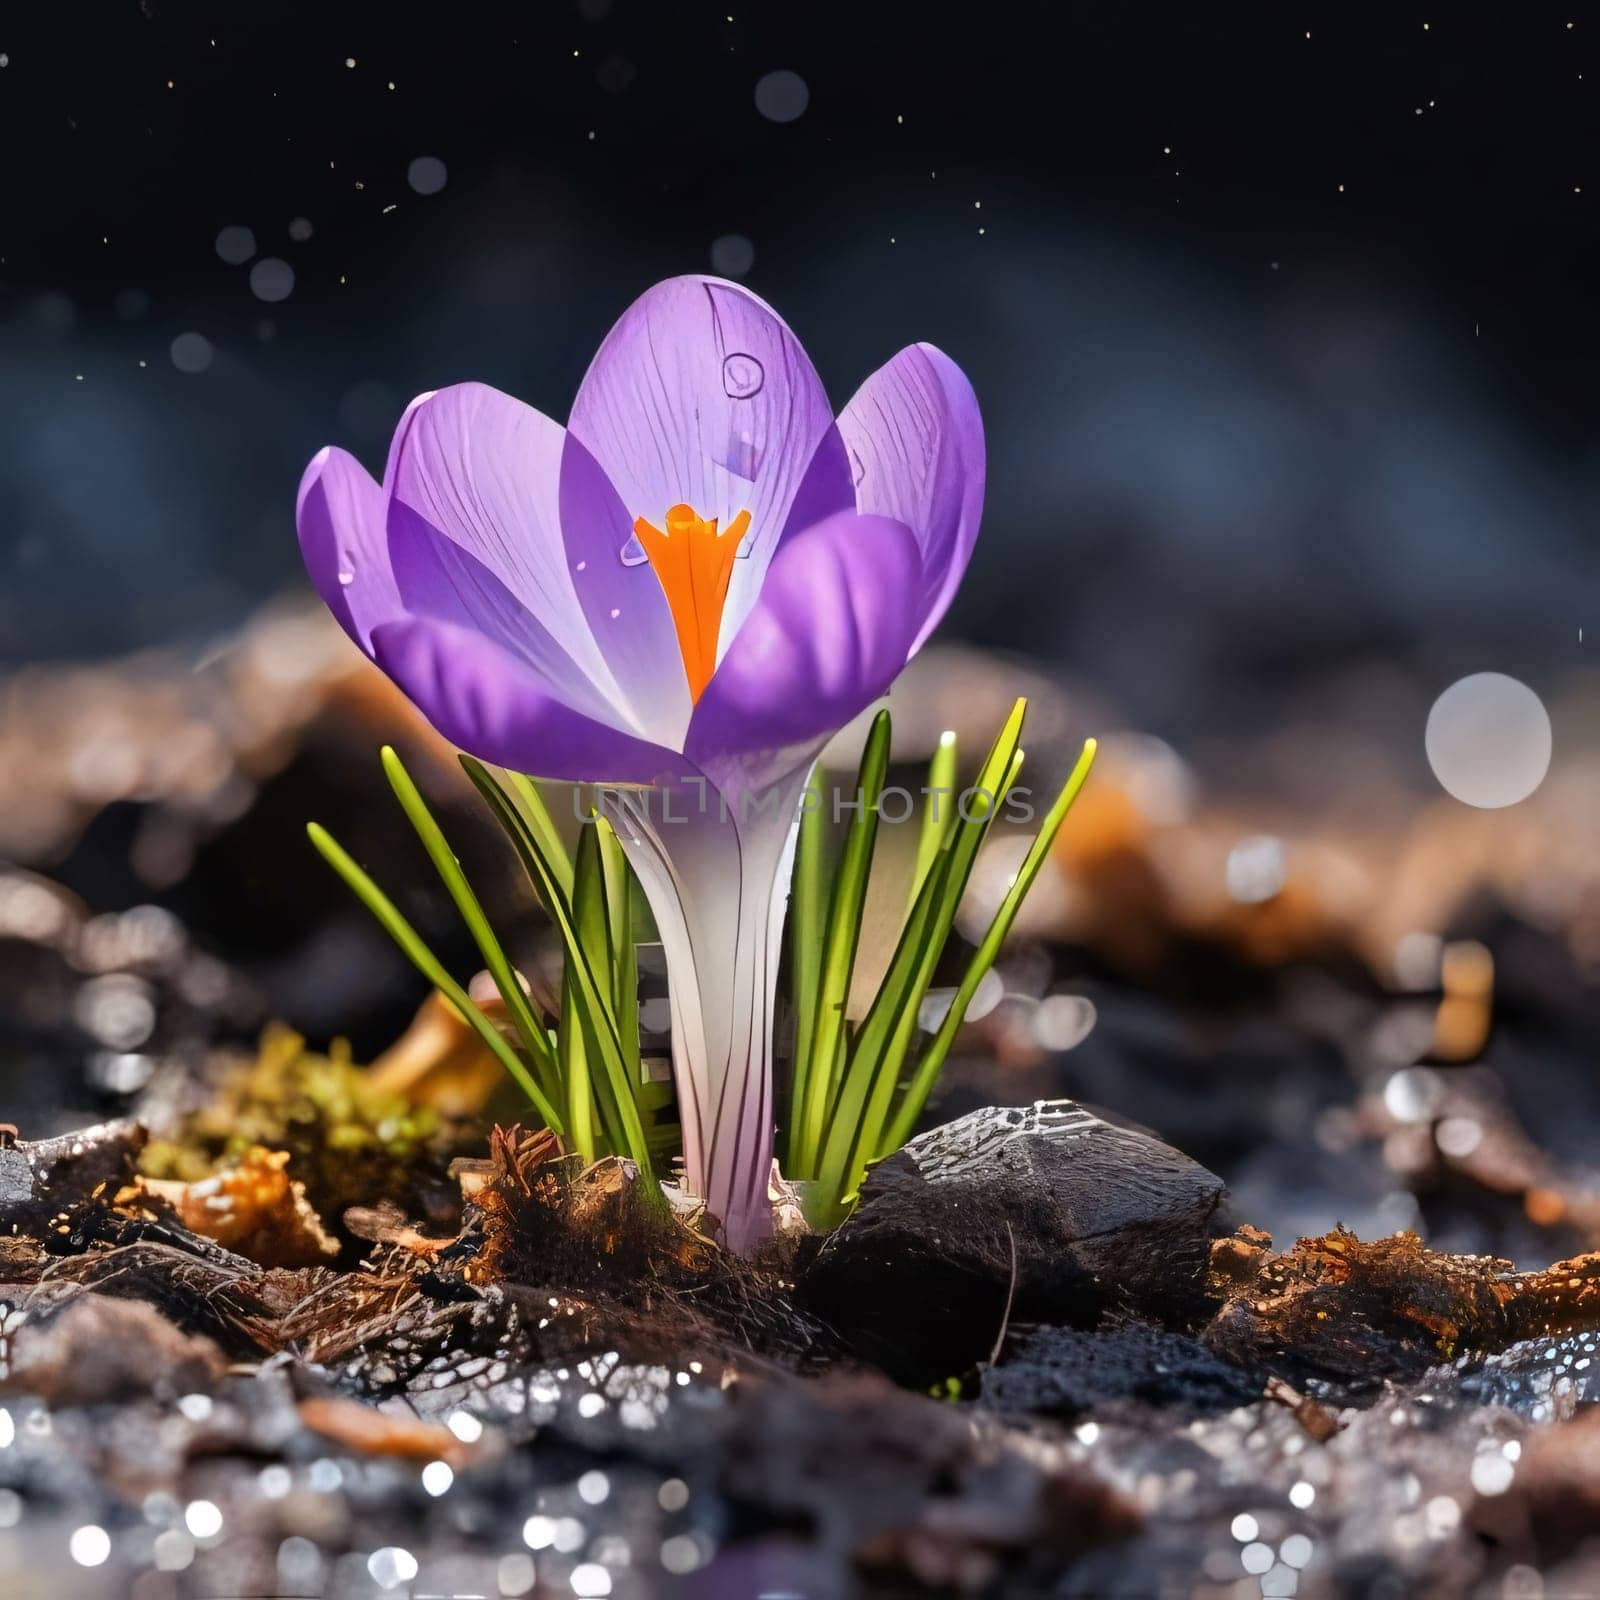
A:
[608,772,806,1251]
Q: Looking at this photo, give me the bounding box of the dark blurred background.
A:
[1,0,1593,747]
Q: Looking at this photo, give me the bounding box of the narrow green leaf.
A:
[492,765,575,906]
[558,939,597,1163]
[791,711,893,1178]
[785,764,828,1170]
[595,815,639,1066]
[811,699,1027,1223]
[305,821,564,1132]
[571,816,634,1160]
[879,737,1098,1156]
[461,758,656,1185]
[380,746,559,1100]
[912,729,959,911]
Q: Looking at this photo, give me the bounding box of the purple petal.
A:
[295,446,399,651]
[685,510,922,786]
[721,422,855,644]
[385,383,626,711]
[566,274,846,627]
[836,343,985,652]
[387,500,623,729]
[559,434,693,749]
[369,617,688,785]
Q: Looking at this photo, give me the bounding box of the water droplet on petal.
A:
[575,559,587,572]
[609,607,621,619]
[721,351,764,399]
[618,533,649,567]
[337,569,355,586]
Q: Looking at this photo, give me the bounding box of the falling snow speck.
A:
[288,216,313,241]
[408,156,448,195]
[754,69,809,122]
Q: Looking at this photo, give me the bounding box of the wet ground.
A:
[3,603,1600,1598]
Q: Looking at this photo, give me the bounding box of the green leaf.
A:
[305,820,564,1133]
[810,698,1028,1224]
[558,933,597,1163]
[595,814,640,1066]
[785,763,828,1170]
[491,765,575,907]
[379,746,560,1105]
[789,710,893,1179]
[879,736,1098,1156]
[461,758,657,1185]
[570,813,641,1163]
[912,729,959,911]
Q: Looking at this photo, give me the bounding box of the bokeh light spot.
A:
[170,332,214,374]
[408,156,449,195]
[710,234,755,278]
[1424,672,1551,808]
[754,70,809,123]
[249,258,295,302]
[214,225,256,265]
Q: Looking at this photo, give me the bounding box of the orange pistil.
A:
[632,503,751,703]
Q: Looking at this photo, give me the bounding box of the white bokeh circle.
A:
[1424,672,1551,809]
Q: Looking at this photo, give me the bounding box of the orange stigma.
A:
[632,503,750,703]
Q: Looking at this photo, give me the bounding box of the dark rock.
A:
[0,1119,145,1230]
[982,1324,1263,1419]
[803,1101,1232,1384]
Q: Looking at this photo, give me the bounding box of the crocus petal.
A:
[566,275,849,651]
[685,510,922,788]
[836,343,985,651]
[721,422,856,647]
[559,434,694,750]
[387,499,625,730]
[385,382,631,718]
[369,616,687,786]
[295,446,400,651]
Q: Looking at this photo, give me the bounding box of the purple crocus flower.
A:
[296,275,984,1249]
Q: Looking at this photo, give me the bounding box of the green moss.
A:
[141,1023,455,1224]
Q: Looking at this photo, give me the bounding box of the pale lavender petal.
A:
[559,434,693,749]
[720,422,855,647]
[386,382,628,714]
[387,499,623,728]
[836,343,985,651]
[369,617,687,785]
[566,275,847,648]
[685,510,921,788]
[295,446,400,651]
